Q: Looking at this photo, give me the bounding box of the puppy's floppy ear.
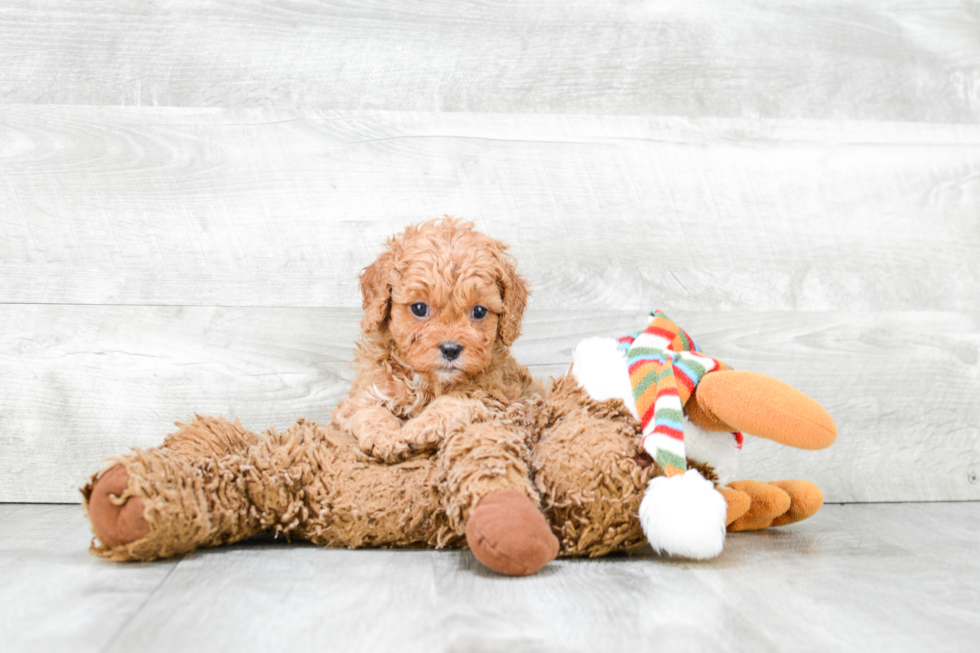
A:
[495,245,529,347]
[359,245,398,333]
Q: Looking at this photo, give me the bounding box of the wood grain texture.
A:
[2,1,979,120]
[2,503,977,653]
[3,2,979,509]
[0,504,178,653]
[2,107,978,311]
[2,306,977,503]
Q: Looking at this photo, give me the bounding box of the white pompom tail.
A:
[639,469,728,560]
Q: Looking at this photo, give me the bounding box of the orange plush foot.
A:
[693,370,837,450]
[717,486,751,526]
[726,480,791,532]
[465,490,559,576]
[769,479,824,527]
[85,466,149,549]
[725,479,825,531]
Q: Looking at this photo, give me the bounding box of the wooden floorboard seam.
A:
[97,561,181,653]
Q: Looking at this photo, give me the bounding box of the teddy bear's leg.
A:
[245,419,451,550]
[85,416,473,562]
[436,420,559,576]
[160,413,259,459]
[531,376,655,558]
[689,370,837,450]
[82,415,263,561]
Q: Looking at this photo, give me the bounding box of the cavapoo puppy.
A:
[332,218,540,464]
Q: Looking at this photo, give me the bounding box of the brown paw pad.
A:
[465,490,559,576]
[87,466,149,549]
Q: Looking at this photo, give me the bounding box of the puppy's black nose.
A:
[439,342,463,361]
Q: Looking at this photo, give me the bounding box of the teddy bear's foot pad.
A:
[87,466,150,549]
[465,490,559,576]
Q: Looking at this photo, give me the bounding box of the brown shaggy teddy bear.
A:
[83,219,835,576]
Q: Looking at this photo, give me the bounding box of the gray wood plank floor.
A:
[1,503,977,653]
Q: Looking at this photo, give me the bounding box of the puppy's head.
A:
[359,218,528,383]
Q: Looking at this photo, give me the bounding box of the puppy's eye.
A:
[471,305,488,320]
[410,302,429,318]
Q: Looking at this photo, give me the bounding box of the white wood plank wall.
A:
[1,1,978,503]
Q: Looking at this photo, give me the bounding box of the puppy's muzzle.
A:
[439,342,463,362]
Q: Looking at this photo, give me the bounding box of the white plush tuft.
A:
[571,337,638,419]
[684,417,743,487]
[639,469,728,560]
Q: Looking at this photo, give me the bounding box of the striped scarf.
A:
[618,310,742,476]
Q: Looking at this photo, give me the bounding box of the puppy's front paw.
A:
[398,416,446,454]
[358,429,413,463]
[400,396,491,452]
